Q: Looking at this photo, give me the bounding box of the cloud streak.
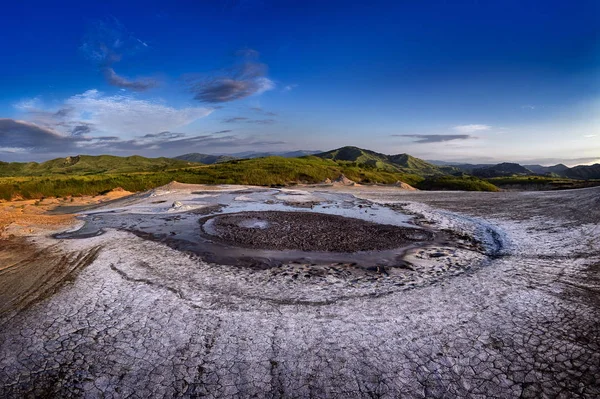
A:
[187,49,274,103]
[393,134,473,143]
[81,17,158,91]
[103,67,158,91]
[453,124,491,133]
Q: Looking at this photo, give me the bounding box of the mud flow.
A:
[54,188,480,270]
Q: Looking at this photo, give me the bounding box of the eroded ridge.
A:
[0,185,598,398]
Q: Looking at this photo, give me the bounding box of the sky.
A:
[0,0,598,165]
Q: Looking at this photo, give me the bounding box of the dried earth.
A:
[0,184,599,398]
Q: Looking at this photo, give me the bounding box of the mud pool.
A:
[55,188,486,273]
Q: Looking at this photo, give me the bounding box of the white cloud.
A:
[13,97,42,111]
[64,90,213,135]
[453,124,491,133]
[584,134,597,138]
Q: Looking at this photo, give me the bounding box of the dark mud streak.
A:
[0,239,102,320]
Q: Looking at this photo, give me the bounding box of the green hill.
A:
[0,155,198,177]
[315,146,456,176]
[565,163,600,180]
[174,153,238,164]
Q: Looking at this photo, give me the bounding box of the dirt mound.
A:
[332,174,358,186]
[394,181,418,190]
[103,187,134,200]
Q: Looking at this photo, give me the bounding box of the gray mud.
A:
[201,211,434,252]
[54,189,483,270]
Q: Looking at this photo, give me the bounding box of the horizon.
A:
[1,1,599,165]
[3,146,599,168]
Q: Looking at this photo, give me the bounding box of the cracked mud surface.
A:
[1,184,599,398]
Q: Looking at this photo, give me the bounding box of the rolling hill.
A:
[173,150,322,164]
[565,163,600,180]
[524,163,569,176]
[315,146,456,176]
[0,155,198,177]
[174,153,237,165]
[471,163,533,178]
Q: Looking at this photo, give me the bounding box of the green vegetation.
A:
[416,175,500,192]
[0,156,428,201]
[0,155,196,177]
[5,149,598,201]
[315,146,458,176]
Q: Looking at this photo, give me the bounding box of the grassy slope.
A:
[0,155,197,177]
[0,152,508,201]
[0,156,433,200]
[174,153,237,165]
[416,175,500,192]
[316,146,456,176]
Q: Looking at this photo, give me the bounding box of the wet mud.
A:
[201,211,434,252]
[54,198,481,271]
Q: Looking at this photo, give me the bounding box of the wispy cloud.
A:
[81,17,158,91]
[393,134,473,143]
[186,49,275,103]
[248,119,276,124]
[521,105,536,110]
[584,134,597,138]
[250,106,277,116]
[13,90,213,138]
[223,117,250,123]
[0,118,284,161]
[453,124,491,133]
[223,116,275,124]
[64,90,213,135]
[103,67,158,91]
[283,84,297,92]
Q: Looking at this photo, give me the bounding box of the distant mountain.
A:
[472,163,533,178]
[439,163,494,174]
[565,163,600,180]
[173,150,322,164]
[0,155,198,177]
[226,150,322,158]
[428,160,494,171]
[315,146,454,176]
[524,164,569,176]
[174,153,237,164]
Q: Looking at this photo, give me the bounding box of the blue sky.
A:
[0,0,598,164]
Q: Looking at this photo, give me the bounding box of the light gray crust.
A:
[1,186,599,398]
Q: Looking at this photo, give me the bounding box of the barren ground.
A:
[0,184,599,398]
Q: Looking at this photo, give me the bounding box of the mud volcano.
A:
[201,211,434,252]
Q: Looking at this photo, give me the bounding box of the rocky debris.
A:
[171,200,183,209]
[63,155,80,166]
[321,178,332,184]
